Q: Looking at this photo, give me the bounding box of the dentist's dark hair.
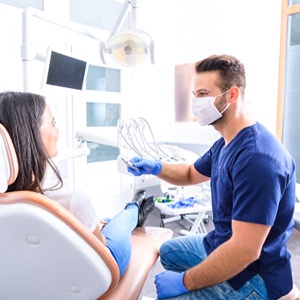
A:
[0,91,62,193]
[195,54,246,97]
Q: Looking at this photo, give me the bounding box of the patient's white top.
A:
[44,188,99,232]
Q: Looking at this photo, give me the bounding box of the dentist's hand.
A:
[155,271,189,299]
[127,157,162,176]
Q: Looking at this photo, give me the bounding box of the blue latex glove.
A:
[127,157,162,176]
[155,271,189,299]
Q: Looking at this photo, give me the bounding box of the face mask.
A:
[192,91,229,126]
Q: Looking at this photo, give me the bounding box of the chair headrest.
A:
[0,123,18,193]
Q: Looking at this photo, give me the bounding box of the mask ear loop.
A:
[217,89,231,114]
[220,103,230,114]
[220,86,240,114]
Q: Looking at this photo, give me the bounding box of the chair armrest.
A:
[100,226,173,300]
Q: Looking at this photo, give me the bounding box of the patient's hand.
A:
[98,220,108,231]
[93,223,107,246]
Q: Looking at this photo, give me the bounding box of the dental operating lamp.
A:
[99,0,155,67]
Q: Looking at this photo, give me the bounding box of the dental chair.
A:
[0,123,173,300]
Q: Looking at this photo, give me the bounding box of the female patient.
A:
[0,91,155,277]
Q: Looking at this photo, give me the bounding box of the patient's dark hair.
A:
[195,54,246,97]
[0,91,62,193]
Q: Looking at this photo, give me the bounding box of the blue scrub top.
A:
[194,122,296,300]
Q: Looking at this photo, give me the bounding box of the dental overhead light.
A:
[100,0,154,67]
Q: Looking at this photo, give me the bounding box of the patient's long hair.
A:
[0,91,62,193]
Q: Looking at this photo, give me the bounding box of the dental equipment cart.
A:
[155,200,212,236]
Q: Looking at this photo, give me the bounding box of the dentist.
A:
[127,54,296,300]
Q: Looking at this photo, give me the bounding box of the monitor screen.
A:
[44,50,87,90]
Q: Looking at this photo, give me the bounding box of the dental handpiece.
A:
[121,157,140,171]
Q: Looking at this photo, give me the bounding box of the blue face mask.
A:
[192,90,229,126]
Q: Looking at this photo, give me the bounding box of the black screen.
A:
[46,51,87,90]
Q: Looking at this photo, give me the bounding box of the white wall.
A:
[0,5,23,91]
[134,0,282,137]
[0,0,282,136]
